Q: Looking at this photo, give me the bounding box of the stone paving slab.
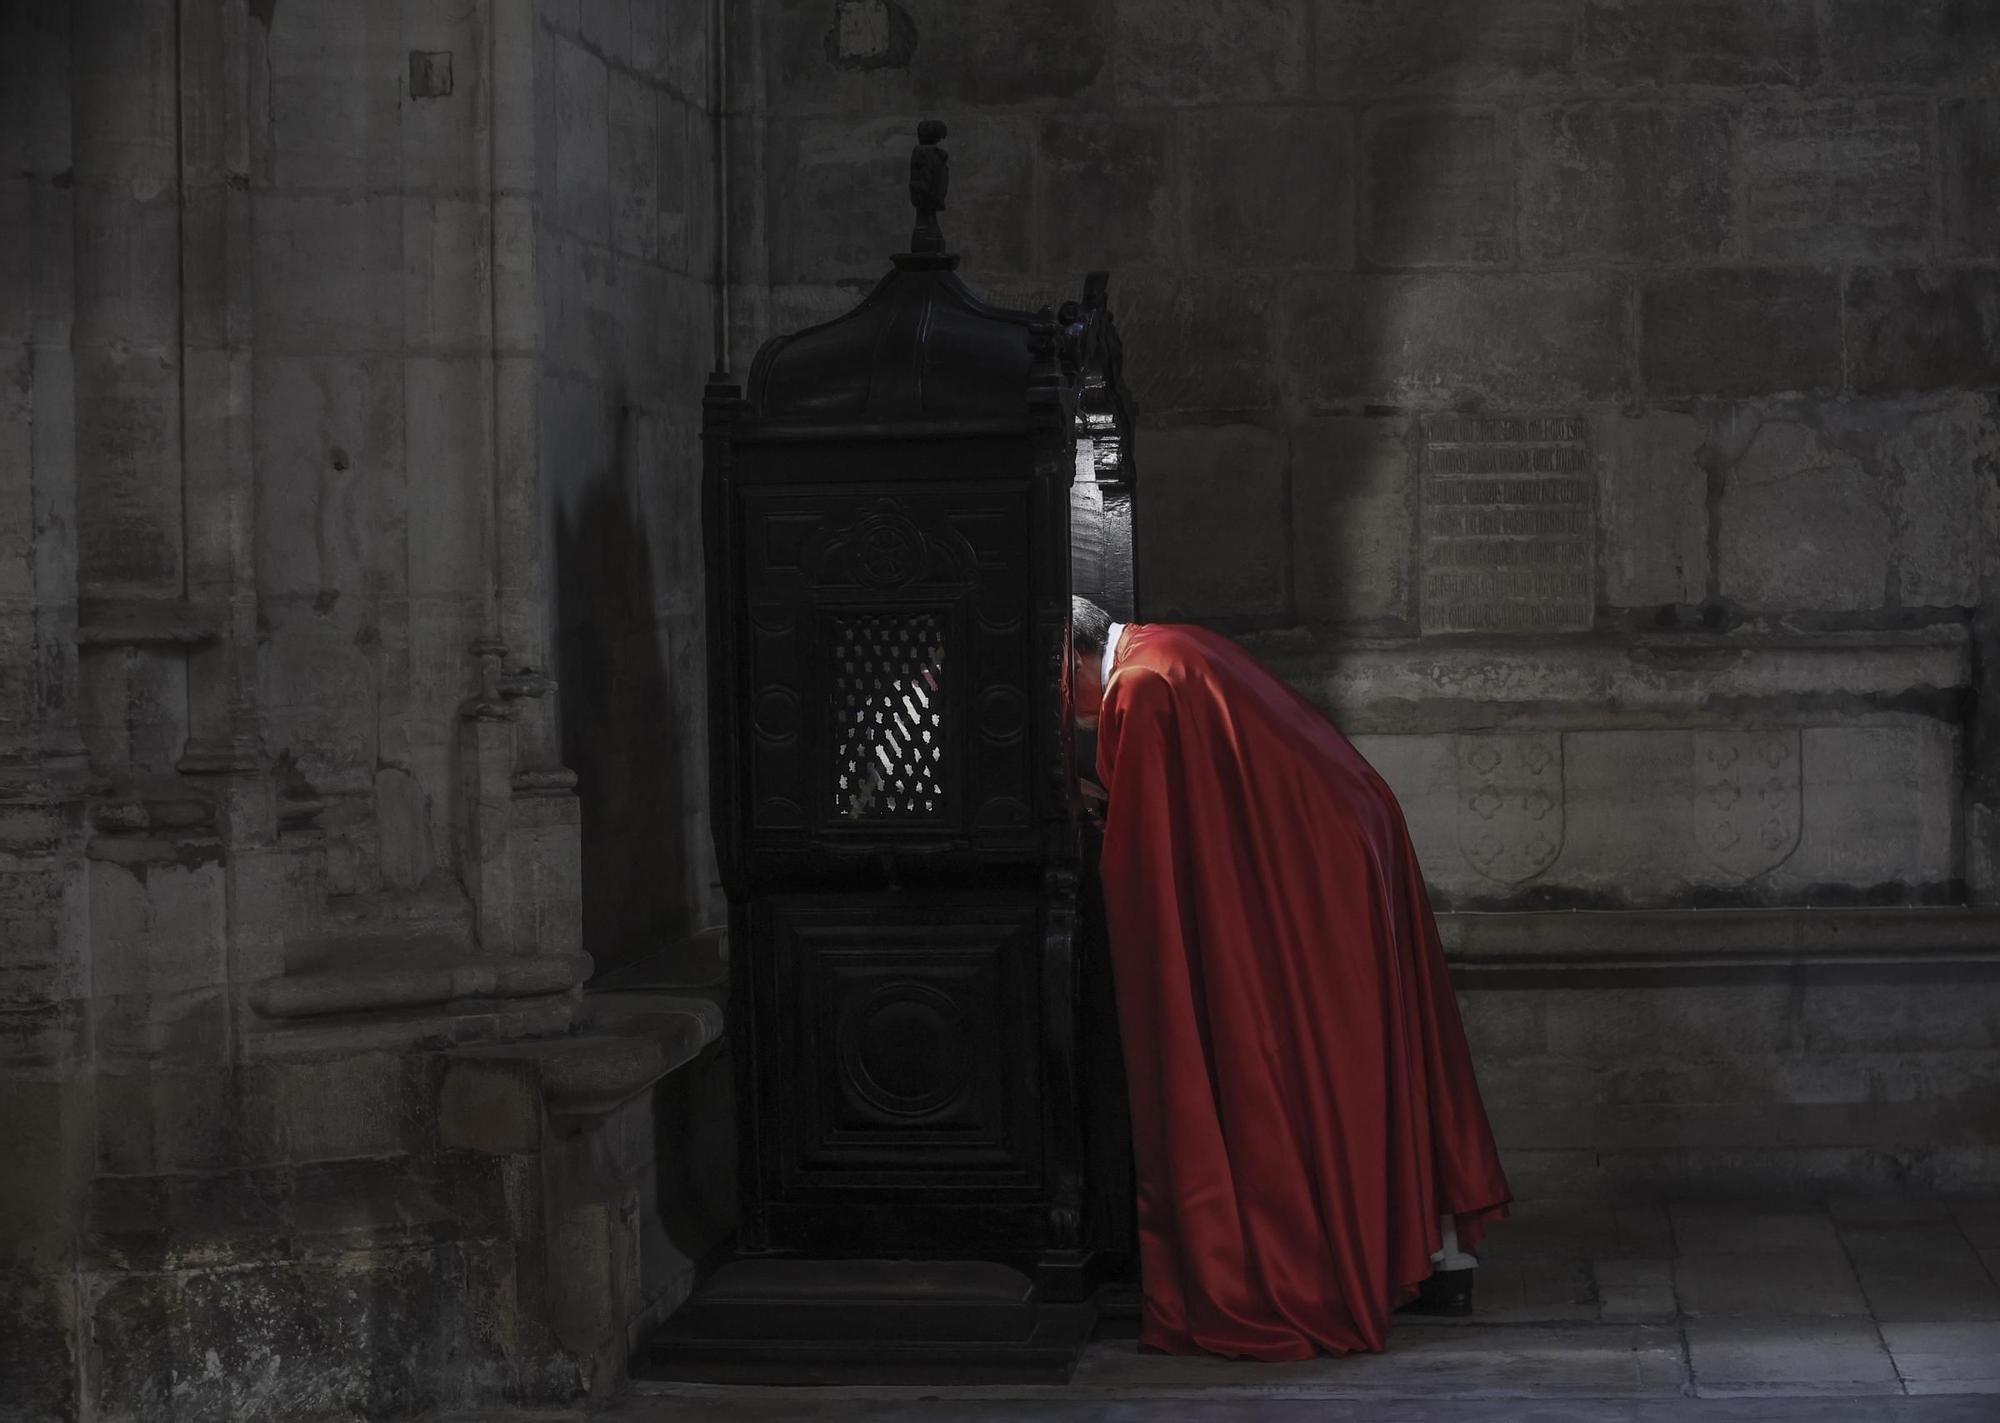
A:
[1677,1252,1870,1317]
[1881,1322,2000,1393]
[1672,1203,1845,1256]
[1686,1317,1902,1397]
[1843,1225,2000,1322]
[1068,1326,1688,1397]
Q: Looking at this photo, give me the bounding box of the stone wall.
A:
[536,0,724,976]
[730,0,2000,1196]
[732,0,1999,913]
[0,1,725,1417]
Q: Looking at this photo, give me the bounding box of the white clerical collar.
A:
[1102,622,1124,685]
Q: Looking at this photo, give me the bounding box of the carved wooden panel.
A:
[766,897,1043,1191]
[738,486,1037,850]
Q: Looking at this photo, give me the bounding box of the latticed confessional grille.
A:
[830,613,948,821]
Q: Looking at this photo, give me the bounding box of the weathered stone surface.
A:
[608,70,660,263]
[1291,416,1415,626]
[1362,108,1514,267]
[1038,114,1174,275]
[1181,107,1355,270]
[769,0,1109,111]
[1845,1223,2000,1322]
[1597,411,1708,607]
[1578,0,1818,87]
[1293,273,1633,408]
[263,0,401,191]
[1884,394,1993,609]
[1817,0,2000,87]
[73,345,183,596]
[1882,1322,2000,1387]
[1677,1252,1869,1317]
[1136,423,1288,619]
[0,1268,73,1418]
[1520,105,1734,263]
[253,193,402,353]
[774,114,1035,283]
[1550,730,1698,899]
[1115,273,1278,415]
[1778,724,1959,895]
[1715,415,1890,612]
[1114,0,1309,104]
[1316,0,1576,95]
[1641,269,1840,400]
[1740,100,1933,262]
[553,34,610,245]
[1847,268,2000,396]
[1943,100,2000,258]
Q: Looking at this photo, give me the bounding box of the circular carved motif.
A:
[752,687,800,740]
[977,686,1027,742]
[848,512,926,588]
[841,982,971,1118]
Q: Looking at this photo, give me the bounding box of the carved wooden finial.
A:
[909,120,949,254]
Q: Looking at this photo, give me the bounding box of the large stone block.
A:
[1943,100,2000,259]
[553,34,610,243]
[68,0,178,188]
[88,859,228,999]
[608,69,659,264]
[405,356,496,599]
[1361,108,1513,267]
[1551,730,1699,900]
[1847,268,2000,396]
[1577,0,1818,86]
[1715,412,1889,613]
[774,114,1035,283]
[1037,114,1174,275]
[1135,422,1288,619]
[768,0,1109,111]
[253,354,404,603]
[1774,723,1959,896]
[1740,100,1933,263]
[0,1268,74,1418]
[402,0,491,192]
[1597,411,1708,607]
[1519,105,1733,264]
[403,198,495,354]
[1817,0,2000,87]
[1291,272,1633,409]
[1181,107,1354,270]
[1316,0,1575,95]
[264,0,402,190]
[73,185,180,353]
[1641,269,1840,400]
[74,345,183,596]
[1291,416,1415,626]
[0,0,72,177]
[1114,0,1309,104]
[268,1051,431,1163]
[656,96,696,277]
[1115,273,1279,416]
[1883,394,1993,609]
[253,192,402,353]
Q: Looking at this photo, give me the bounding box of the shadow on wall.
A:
[552,402,690,976]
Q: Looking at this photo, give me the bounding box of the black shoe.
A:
[1395,1267,1475,1317]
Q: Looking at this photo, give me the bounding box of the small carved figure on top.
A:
[909,119,949,253]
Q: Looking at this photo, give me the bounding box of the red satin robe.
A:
[1095,622,1511,1360]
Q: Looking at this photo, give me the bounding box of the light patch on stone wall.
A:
[1420,414,1595,634]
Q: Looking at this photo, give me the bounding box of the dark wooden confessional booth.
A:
[646,121,1139,1383]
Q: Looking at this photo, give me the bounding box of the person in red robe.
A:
[1069,597,1511,1360]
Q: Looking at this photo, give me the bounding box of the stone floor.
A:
[448,1197,2000,1421]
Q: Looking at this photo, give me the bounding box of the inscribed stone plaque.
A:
[1420,414,1594,633]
